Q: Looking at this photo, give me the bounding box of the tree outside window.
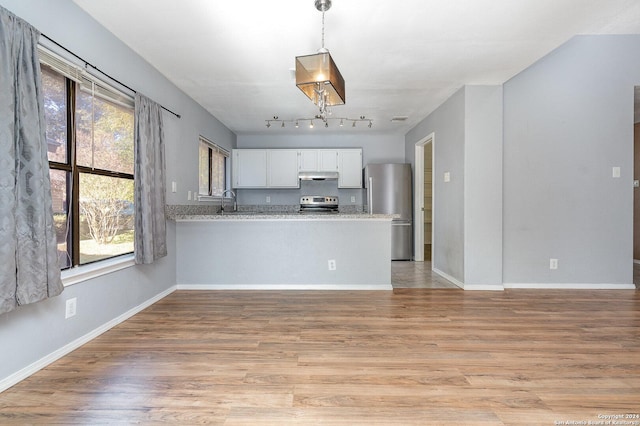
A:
[42,63,135,268]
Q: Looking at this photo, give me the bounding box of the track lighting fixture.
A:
[264,115,373,129]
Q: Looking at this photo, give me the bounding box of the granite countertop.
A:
[171,212,399,221]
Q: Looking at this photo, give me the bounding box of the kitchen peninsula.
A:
[173,212,395,290]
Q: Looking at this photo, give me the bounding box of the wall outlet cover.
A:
[65,298,77,319]
[612,166,621,178]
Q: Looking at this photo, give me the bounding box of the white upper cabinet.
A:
[298,149,339,172]
[298,150,319,171]
[232,149,267,188]
[232,149,300,189]
[318,149,339,171]
[268,149,299,188]
[233,148,362,189]
[338,149,362,188]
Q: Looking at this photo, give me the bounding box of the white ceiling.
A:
[73,0,640,134]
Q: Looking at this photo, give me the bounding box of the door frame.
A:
[414,133,435,262]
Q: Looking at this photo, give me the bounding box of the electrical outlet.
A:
[65,297,77,319]
[351,196,356,203]
[171,181,177,193]
[328,259,336,271]
[549,258,558,270]
[266,196,271,203]
[187,190,191,201]
[444,172,451,182]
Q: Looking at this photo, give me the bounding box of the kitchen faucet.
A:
[220,189,237,214]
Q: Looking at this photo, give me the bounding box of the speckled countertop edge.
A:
[171,212,399,221]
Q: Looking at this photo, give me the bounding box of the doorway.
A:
[414,133,434,262]
[634,86,640,287]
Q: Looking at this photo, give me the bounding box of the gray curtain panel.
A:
[0,7,63,315]
[134,93,167,264]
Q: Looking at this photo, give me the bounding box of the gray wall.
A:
[405,88,466,282]
[236,133,405,207]
[177,219,392,288]
[464,86,503,287]
[404,86,503,287]
[503,35,638,285]
[405,35,638,288]
[0,0,234,385]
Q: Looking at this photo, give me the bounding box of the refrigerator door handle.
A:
[368,176,373,214]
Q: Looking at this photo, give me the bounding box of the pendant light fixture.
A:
[264,0,372,130]
[295,0,345,121]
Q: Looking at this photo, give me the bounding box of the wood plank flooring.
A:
[1,288,639,425]
[391,261,460,288]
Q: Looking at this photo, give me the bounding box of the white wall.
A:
[0,0,235,388]
[503,35,638,287]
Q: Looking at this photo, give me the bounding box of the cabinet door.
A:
[338,149,363,188]
[298,150,318,171]
[318,149,339,171]
[268,150,300,188]
[232,149,267,188]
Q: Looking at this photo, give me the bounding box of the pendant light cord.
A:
[321,10,325,50]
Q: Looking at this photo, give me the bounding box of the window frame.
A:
[40,46,135,271]
[198,136,230,199]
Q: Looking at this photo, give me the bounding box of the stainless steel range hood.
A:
[298,171,339,181]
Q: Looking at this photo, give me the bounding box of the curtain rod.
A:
[40,33,181,119]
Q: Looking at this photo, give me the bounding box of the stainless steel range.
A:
[299,196,339,213]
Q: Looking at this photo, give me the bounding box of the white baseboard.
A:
[462,284,505,291]
[177,283,393,291]
[504,283,636,289]
[432,268,504,291]
[0,286,176,394]
[432,268,465,289]
[431,268,636,290]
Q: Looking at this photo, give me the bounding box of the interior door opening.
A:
[634,86,639,287]
[414,133,434,263]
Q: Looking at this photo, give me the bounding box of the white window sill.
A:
[197,195,231,202]
[61,254,136,287]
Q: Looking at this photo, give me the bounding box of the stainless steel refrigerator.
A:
[364,163,413,260]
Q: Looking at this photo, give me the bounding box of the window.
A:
[198,136,229,197]
[41,49,135,269]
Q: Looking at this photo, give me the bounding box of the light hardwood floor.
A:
[391,261,459,288]
[0,288,638,425]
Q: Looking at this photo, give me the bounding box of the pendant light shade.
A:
[295,51,345,107]
[266,0,371,130]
